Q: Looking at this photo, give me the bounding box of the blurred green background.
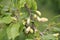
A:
[36,0,60,19]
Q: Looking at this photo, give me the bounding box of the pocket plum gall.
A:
[36,11,41,16]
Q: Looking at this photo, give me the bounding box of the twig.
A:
[24,3,36,32]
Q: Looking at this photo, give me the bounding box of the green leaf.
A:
[20,0,26,8]
[50,15,60,23]
[1,16,13,24]
[0,24,8,40]
[41,34,56,40]
[4,13,12,16]
[11,0,26,8]
[31,0,37,10]
[7,22,20,40]
[26,0,37,10]
[0,0,11,6]
[52,27,60,32]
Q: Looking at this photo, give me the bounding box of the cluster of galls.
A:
[22,17,36,34]
[22,10,48,35]
[33,11,48,22]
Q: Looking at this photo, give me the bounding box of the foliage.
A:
[0,0,60,40]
